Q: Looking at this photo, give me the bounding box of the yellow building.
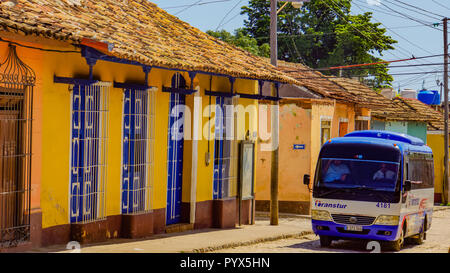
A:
[255,62,388,214]
[425,110,449,204]
[0,0,297,251]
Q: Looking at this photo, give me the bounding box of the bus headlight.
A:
[374,215,399,226]
[311,210,332,221]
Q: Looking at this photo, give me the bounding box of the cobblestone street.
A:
[214,208,450,253]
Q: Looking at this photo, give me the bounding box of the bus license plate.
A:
[345,225,363,232]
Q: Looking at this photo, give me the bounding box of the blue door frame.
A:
[166,92,185,225]
[166,73,187,225]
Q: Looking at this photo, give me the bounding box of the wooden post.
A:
[443,17,449,204]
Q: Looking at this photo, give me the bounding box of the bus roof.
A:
[323,130,432,155]
[344,130,424,146]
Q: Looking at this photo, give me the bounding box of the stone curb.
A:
[188,230,314,253]
[434,205,450,211]
[255,211,311,220]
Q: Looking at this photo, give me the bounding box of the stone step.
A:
[165,223,194,234]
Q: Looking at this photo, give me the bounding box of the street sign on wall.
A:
[293,144,305,150]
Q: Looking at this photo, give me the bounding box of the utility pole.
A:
[269,0,309,225]
[269,0,279,226]
[443,17,449,205]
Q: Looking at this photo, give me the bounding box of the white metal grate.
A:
[121,88,155,214]
[69,82,110,224]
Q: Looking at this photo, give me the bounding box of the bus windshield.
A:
[316,158,400,192]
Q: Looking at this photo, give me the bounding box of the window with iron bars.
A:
[0,45,34,248]
[213,96,239,200]
[69,83,110,224]
[121,88,155,214]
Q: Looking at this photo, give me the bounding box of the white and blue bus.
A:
[304,130,434,251]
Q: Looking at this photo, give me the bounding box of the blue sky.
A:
[151,0,449,93]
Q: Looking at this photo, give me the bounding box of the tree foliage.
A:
[206,28,270,58]
[238,0,398,89]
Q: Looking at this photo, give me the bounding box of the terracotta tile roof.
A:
[395,98,445,131]
[327,77,389,109]
[276,61,353,101]
[276,61,392,108]
[0,0,296,83]
[372,97,443,125]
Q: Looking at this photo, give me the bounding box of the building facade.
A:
[0,0,296,251]
[254,62,385,214]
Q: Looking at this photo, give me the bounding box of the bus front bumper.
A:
[312,220,399,241]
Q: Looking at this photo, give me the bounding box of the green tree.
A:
[240,0,398,90]
[206,28,270,58]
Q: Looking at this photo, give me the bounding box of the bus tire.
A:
[412,218,426,245]
[319,235,332,247]
[390,225,405,251]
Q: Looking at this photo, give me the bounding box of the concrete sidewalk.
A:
[29,216,313,253]
[29,205,450,253]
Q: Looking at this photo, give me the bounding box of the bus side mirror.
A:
[404,180,411,192]
[303,174,310,185]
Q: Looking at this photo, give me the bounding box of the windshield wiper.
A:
[352,186,391,203]
[315,188,350,198]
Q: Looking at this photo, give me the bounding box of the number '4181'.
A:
[376,202,390,208]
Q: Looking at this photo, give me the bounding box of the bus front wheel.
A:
[412,218,426,245]
[319,235,332,247]
[390,226,405,251]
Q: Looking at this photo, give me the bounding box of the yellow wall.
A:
[310,100,335,181]
[332,103,356,137]
[278,102,311,201]
[4,33,262,229]
[427,133,445,197]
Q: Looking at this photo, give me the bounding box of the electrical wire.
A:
[215,0,244,31]
[382,0,443,21]
[390,0,446,19]
[379,1,443,32]
[353,0,444,28]
[174,0,204,16]
[352,0,445,86]
[0,37,80,53]
[323,0,434,79]
[163,0,232,9]
[353,1,436,56]
[291,70,446,80]
[431,0,450,12]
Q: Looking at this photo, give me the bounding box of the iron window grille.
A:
[69,82,110,224]
[0,44,34,248]
[121,88,155,214]
[213,96,238,200]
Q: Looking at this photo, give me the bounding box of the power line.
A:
[174,0,203,16]
[291,70,445,80]
[0,37,80,53]
[325,0,436,76]
[431,0,450,12]
[218,12,242,29]
[352,0,444,78]
[215,0,244,31]
[391,0,446,19]
[163,0,232,9]
[352,1,436,56]
[379,1,443,32]
[353,0,444,28]
[319,62,447,72]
